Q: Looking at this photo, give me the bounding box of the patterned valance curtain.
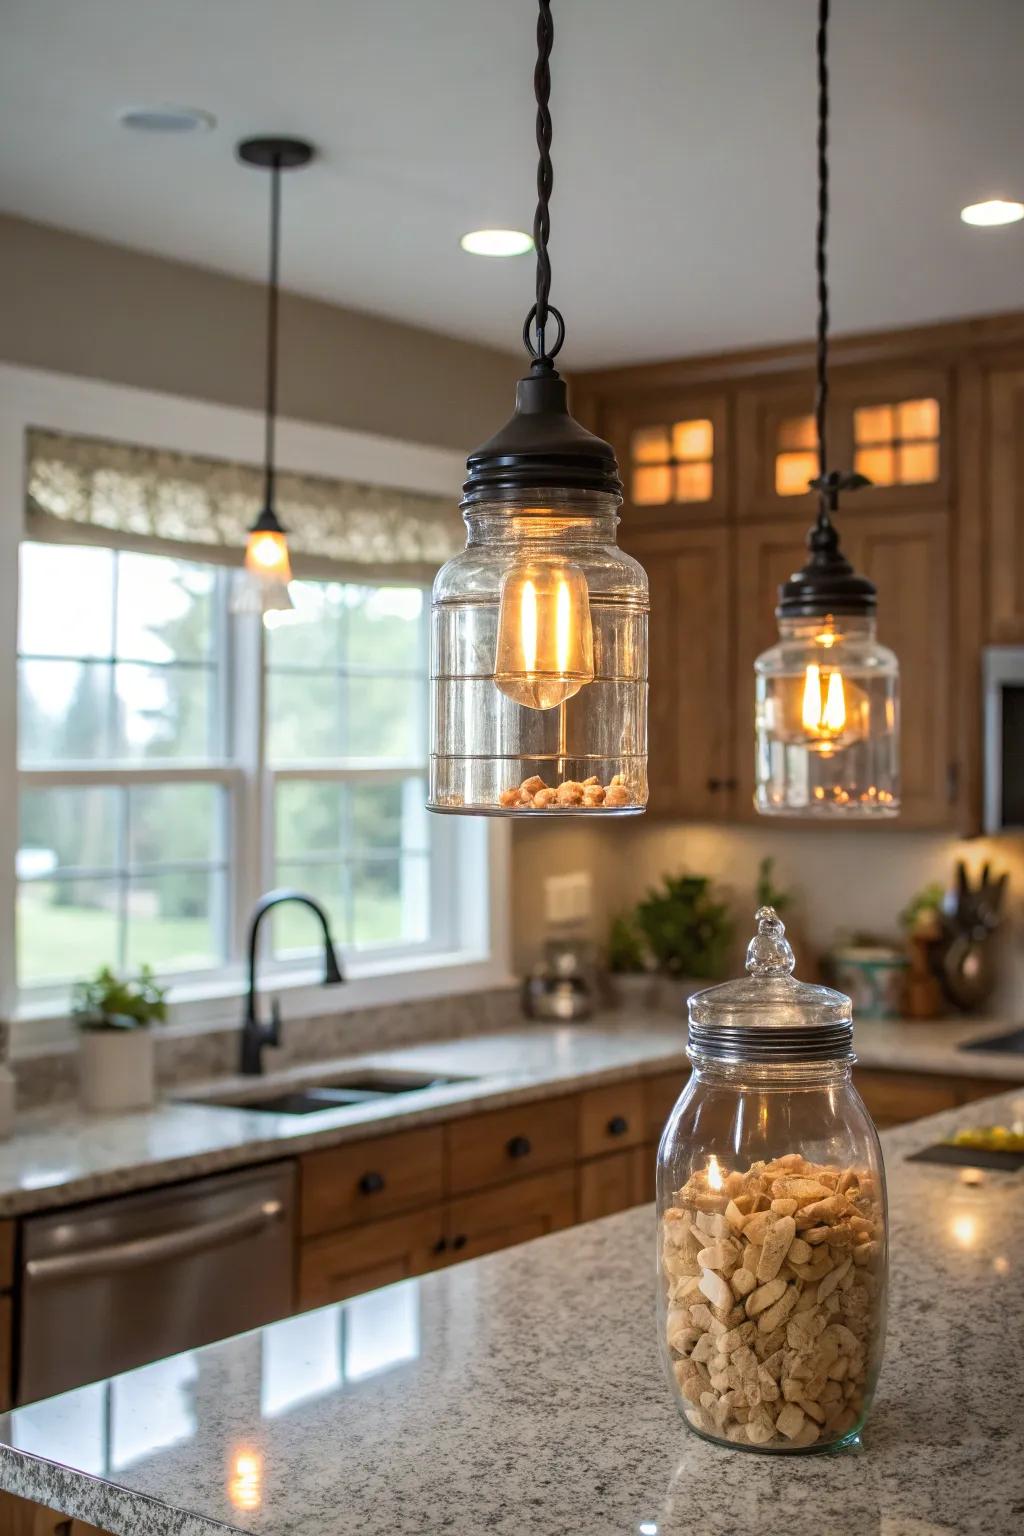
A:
[25,429,463,583]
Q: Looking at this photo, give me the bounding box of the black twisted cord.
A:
[263,153,282,514]
[813,0,831,524]
[523,0,563,363]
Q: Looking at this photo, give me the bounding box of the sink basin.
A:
[958,1025,1024,1055]
[185,1070,473,1116]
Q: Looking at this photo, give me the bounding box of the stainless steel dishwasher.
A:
[18,1160,295,1404]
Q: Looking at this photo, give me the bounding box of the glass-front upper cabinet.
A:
[737,368,950,518]
[606,394,729,527]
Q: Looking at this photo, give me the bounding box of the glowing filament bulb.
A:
[494,557,594,710]
[244,529,293,583]
[823,669,846,733]
[802,662,822,731]
[801,663,847,745]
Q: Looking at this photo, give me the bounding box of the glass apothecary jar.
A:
[428,368,648,816]
[657,907,887,1453]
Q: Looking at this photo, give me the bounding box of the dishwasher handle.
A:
[25,1198,285,1284]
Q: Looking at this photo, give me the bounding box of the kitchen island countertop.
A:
[0,1086,1021,1536]
[0,1009,1022,1215]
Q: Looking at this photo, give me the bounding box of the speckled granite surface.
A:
[0,1088,1021,1536]
[0,1010,1022,1216]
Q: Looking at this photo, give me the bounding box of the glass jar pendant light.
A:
[428,1,649,817]
[232,136,313,618]
[754,0,899,818]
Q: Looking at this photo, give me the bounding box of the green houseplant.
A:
[73,965,167,1114]
[605,912,655,1012]
[635,874,734,986]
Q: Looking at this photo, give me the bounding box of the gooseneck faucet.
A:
[241,888,345,1075]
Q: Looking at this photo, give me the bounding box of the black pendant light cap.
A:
[777,516,876,619]
[249,505,288,536]
[237,137,314,170]
[461,362,622,504]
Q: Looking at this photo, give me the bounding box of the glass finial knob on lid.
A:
[745,906,796,977]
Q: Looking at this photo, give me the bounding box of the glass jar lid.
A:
[687,906,854,1063]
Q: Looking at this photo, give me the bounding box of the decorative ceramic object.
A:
[79,1028,156,1114]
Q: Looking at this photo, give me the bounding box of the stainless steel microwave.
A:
[983,647,1024,833]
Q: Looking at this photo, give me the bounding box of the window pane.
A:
[632,467,672,505]
[128,784,225,867]
[671,419,713,461]
[275,782,344,859]
[19,787,119,877]
[347,587,424,671]
[855,446,895,486]
[777,416,816,451]
[351,780,428,852]
[272,863,350,950]
[18,877,119,985]
[854,405,895,445]
[18,544,113,659]
[675,463,713,502]
[775,451,817,497]
[896,398,939,440]
[267,672,343,761]
[898,442,939,485]
[347,678,422,759]
[114,663,216,760]
[18,660,112,763]
[352,858,429,947]
[116,554,216,664]
[631,426,669,464]
[124,871,225,972]
[266,583,346,670]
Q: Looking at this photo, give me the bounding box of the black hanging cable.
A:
[523,0,564,365]
[813,0,831,524]
[262,153,282,515]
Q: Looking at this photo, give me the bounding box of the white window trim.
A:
[0,363,513,1056]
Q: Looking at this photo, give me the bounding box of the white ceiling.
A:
[2,0,1023,369]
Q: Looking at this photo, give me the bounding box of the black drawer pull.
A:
[607,1115,629,1137]
[432,1236,448,1255]
[506,1135,532,1159]
[452,1233,468,1251]
[358,1171,385,1195]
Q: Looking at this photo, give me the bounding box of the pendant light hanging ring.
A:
[522,302,565,363]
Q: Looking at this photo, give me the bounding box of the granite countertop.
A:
[0,1010,1021,1217]
[0,1087,1021,1536]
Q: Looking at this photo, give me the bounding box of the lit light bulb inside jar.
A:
[244,528,293,583]
[801,660,848,750]
[493,557,594,710]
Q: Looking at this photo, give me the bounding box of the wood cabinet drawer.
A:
[298,1206,445,1310]
[300,1126,444,1238]
[445,1168,576,1263]
[446,1099,577,1195]
[954,1075,1024,1104]
[578,1081,645,1158]
[643,1070,685,1143]
[853,1069,958,1126]
[578,1148,650,1223]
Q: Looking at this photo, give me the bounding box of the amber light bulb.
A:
[244,528,293,583]
[801,660,848,749]
[493,557,594,710]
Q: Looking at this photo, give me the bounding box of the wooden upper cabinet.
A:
[831,368,951,513]
[624,526,733,819]
[606,392,729,528]
[736,375,821,520]
[987,368,1024,642]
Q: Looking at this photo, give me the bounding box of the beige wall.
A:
[0,214,517,451]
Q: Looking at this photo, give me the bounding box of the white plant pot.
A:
[610,972,657,1013]
[79,1029,156,1114]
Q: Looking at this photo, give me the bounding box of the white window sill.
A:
[11,948,518,1060]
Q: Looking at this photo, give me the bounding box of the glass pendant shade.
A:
[428,369,648,816]
[755,613,899,816]
[244,525,292,584]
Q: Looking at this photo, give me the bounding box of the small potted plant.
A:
[606,912,655,1011]
[635,873,735,1010]
[73,965,167,1113]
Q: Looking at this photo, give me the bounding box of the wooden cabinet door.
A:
[297,1206,446,1310]
[987,368,1024,642]
[577,1081,646,1159]
[445,1169,576,1263]
[830,366,951,514]
[843,511,953,827]
[578,1148,650,1222]
[735,375,821,521]
[607,391,729,529]
[446,1098,578,1196]
[300,1126,444,1238]
[624,526,733,819]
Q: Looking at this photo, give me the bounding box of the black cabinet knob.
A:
[358,1170,385,1195]
[432,1236,448,1255]
[607,1115,629,1137]
[506,1135,532,1159]
[707,777,723,792]
[452,1233,468,1251]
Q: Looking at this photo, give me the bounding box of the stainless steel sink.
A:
[185,1070,473,1116]
[958,1025,1024,1055]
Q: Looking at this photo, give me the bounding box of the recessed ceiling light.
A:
[460,228,533,257]
[960,199,1024,228]
[118,105,216,134]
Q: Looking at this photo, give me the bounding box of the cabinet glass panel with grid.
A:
[630,418,714,506]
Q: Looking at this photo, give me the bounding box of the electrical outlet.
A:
[544,871,593,927]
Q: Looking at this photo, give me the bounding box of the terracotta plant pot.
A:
[78,1029,156,1114]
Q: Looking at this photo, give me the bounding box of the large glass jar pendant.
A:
[754,520,899,817]
[428,363,649,816]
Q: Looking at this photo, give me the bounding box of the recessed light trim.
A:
[118,105,216,134]
[460,228,534,257]
[960,198,1024,228]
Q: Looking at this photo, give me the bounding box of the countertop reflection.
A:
[0,1090,1021,1535]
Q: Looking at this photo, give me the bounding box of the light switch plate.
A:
[544,871,593,926]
